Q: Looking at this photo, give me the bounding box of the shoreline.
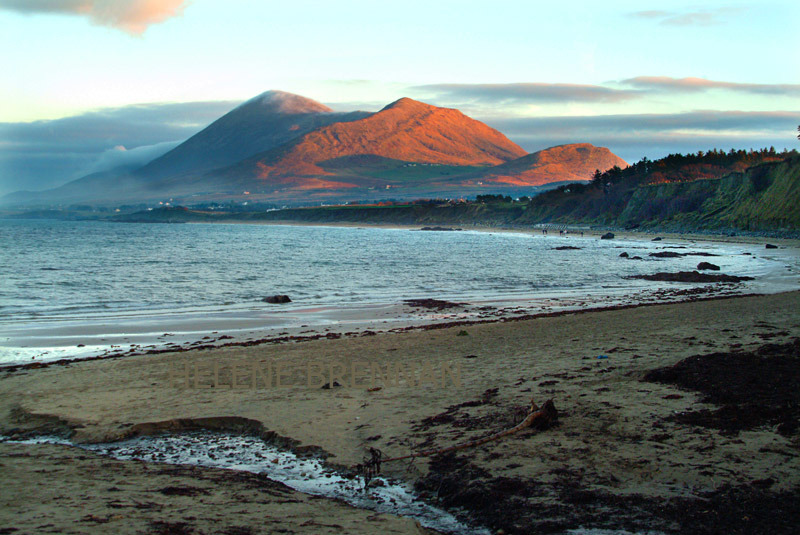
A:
[194,217,800,247]
[3,225,798,366]
[0,288,767,374]
[1,291,799,533]
[7,213,800,246]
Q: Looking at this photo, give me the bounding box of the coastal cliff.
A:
[616,157,800,231]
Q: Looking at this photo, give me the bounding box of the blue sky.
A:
[1,0,798,194]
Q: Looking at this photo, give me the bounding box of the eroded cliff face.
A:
[618,157,800,231]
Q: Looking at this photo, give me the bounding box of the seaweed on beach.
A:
[644,338,800,434]
[409,340,800,534]
[630,271,754,283]
[668,484,800,535]
[403,299,466,310]
[357,399,557,488]
[416,451,800,534]
[149,520,198,535]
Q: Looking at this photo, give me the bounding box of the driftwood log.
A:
[357,399,557,483]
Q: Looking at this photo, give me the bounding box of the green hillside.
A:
[113,149,800,236]
[519,149,799,232]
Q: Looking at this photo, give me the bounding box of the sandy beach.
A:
[2,290,799,533]
[5,2,798,533]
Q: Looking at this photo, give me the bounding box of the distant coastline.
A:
[4,205,800,241]
[5,149,798,239]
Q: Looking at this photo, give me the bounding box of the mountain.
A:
[1,91,627,207]
[468,143,628,186]
[135,90,369,180]
[212,97,527,191]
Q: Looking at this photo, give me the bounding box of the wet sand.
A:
[2,291,799,533]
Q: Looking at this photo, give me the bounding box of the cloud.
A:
[325,100,386,113]
[0,0,188,35]
[630,10,671,19]
[413,83,642,105]
[630,8,739,26]
[491,110,799,135]
[621,76,800,97]
[86,140,182,173]
[484,110,800,163]
[0,100,238,195]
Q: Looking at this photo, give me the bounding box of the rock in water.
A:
[600,232,615,240]
[650,251,683,258]
[766,244,778,249]
[263,295,292,304]
[631,271,753,283]
[404,299,463,310]
[697,262,721,271]
[619,252,629,258]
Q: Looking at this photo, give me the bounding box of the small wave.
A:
[58,303,112,312]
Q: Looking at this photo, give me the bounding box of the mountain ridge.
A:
[136,90,369,182]
[1,91,627,206]
[233,95,528,187]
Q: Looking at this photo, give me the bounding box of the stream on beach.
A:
[2,433,659,535]
[3,433,491,535]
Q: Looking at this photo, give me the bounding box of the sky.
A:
[1,0,798,195]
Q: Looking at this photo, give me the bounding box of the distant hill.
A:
[114,150,800,236]
[1,91,626,207]
[464,143,628,186]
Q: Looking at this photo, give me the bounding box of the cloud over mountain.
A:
[86,141,181,174]
[629,8,740,26]
[0,0,188,34]
[486,110,800,163]
[414,83,641,104]
[621,77,800,97]
[0,100,237,195]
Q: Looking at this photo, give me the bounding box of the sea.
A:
[2,219,799,365]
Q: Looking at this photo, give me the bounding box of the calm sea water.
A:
[1,219,796,363]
